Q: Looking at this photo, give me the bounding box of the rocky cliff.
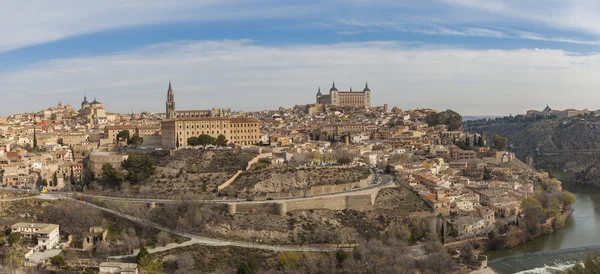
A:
[467,119,600,186]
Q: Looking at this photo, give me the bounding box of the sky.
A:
[2,0,600,116]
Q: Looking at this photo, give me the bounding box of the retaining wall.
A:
[227,190,378,216]
[263,174,373,199]
[217,153,272,193]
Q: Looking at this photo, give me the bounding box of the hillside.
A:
[467,118,600,186]
[224,165,371,195]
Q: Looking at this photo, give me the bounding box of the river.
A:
[487,171,600,273]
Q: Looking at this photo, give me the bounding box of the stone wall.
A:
[262,174,373,199]
[226,190,378,216]
[217,153,272,193]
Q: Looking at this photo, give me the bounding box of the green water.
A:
[487,171,600,273]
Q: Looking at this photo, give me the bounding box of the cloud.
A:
[335,19,600,45]
[0,0,319,53]
[1,40,600,116]
[440,0,600,36]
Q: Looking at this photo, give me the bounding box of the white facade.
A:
[11,223,60,250]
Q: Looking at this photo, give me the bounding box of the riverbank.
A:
[470,268,498,274]
[486,170,600,273]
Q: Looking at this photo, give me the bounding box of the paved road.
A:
[63,197,352,258]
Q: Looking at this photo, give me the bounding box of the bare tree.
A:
[175,252,195,274]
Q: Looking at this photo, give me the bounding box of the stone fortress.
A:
[316,81,372,108]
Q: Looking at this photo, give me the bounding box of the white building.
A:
[11,223,60,250]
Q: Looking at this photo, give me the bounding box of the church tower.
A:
[166,80,176,119]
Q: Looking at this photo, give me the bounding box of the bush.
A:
[237,262,252,274]
[278,251,300,270]
[51,255,67,267]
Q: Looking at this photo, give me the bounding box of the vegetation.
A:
[117,130,130,142]
[122,154,156,184]
[188,134,216,148]
[426,109,463,131]
[488,178,575,250]
[101,163,125,187]
[50,255,67,267]
[493,134,508,150]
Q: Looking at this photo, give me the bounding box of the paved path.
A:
[0,196,37,202]
[64,197,351,258]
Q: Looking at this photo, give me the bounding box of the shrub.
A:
[51,255,67,267]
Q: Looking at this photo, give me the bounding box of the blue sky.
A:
[3,0,600,116]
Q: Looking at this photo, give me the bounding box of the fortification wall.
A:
[262,174,373,199]
[227,191,377,216]
[217,170,243,192]
[217,153,272,192]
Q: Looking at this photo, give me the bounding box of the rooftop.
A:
[11,223,59,234]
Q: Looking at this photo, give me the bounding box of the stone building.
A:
[164,81,231,119]
[161,117,260,148]
[82,226,108,251]
[104,125,161,144]
[78,96,108,125]
[316,81,371,108]
[58,133,89,146]
[88,151,129,177]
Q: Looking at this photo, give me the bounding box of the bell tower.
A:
[165,80,176,119]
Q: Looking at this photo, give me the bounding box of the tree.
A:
[215,134,228,147]
[197,134,216,148]
[96,241,111,256]
[478,135,485,147]
[50,255,67,267]
[128,135,144,146]
[33,127,38,151]
[70,168,76,185]
[336,249,348,266]
[117,130,131,143]
[237,262,252,274]
[156,231,171,246]
[136,246,150,265]
[121,154,156,184]
[7,232,22,247]
[520,196,545,238]
[187,137,198,147]
[560,191,576,210]
[5,245,24,274]
[493,134,508,150]
[459,243,478,266]
[53,171,58,187]
[425,110,463,131]
[384,164,392,174]
[101,163,125,186]
[176,253,195,274]
[465,135,470,147]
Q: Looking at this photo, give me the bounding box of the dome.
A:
[363,82,371,92]
[91,97,100,104]
[81,96,90,105]
[329,81,338,92]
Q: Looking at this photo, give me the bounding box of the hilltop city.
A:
[0,81,574,273]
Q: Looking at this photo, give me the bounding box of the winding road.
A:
[5,173,398,256]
